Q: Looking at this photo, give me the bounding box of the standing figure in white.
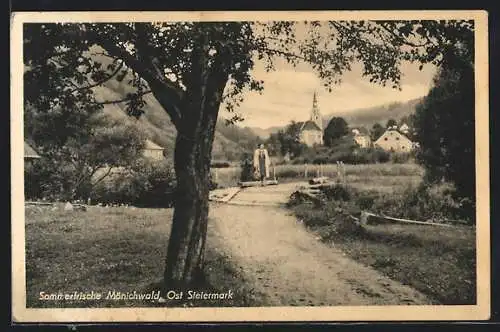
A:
[253,144,270,186]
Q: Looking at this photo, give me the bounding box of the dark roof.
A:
[24,141,41,159]
[300,120,321,131]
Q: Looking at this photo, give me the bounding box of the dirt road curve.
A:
[208,183,431,306]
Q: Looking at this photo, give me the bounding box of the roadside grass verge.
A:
[290,201,476,304]
[25,204,261,308]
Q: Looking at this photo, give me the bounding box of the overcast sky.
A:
[227,57,437,129]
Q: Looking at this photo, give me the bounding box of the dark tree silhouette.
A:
[370,122,385,141]
[324,117,349,146]
[413,53,475,219]
[386,118,398,128]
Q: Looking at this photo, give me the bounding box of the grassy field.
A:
[285,162,476,304]
[212,163,424,191]
[25,204,262,308]
[290,197,476,304]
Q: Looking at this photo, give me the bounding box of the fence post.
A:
[305,164,308,178]
[342,161,346,186]
[214,168,218,183]
[273,165,276,181]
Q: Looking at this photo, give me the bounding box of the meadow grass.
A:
[284,162,475,304]
[290,200,476,304]
[212,163,424,190]
[25,204,261,308]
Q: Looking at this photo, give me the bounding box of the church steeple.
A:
[310,91,322,131]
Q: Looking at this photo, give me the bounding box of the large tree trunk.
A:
[162,44,229,292]
[163,129,213,291]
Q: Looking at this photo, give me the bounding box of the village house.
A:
[143,139,165,161]
[351,129,372,148]
[399,123,410,135]
[24,141,41,199]
[353,133,372,148]
[24,141,41,168]
[298,92,324,147]
[374,128,414,153]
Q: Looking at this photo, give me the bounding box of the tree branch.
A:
[93,89,152,105]
[262,47,306,62]
[91,166,114,187]
[68,59,125,94]
[377,22,431,48]
[89,30,183,128]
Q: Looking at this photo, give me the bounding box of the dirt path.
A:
[208,183,431,306]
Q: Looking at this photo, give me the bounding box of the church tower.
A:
[310,91,322,131]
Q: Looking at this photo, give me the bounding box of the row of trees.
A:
[23,19,475,293]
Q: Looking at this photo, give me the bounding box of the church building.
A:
[298,92,324,147]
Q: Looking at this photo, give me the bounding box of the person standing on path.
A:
[253,144,270,186]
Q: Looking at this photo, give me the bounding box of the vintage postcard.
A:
[11,10,490,323]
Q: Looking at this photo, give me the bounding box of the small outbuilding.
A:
[143,139,165,161]
[24,141,41,168]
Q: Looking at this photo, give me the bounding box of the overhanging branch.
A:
[89,31,183,128]
[68,59,125,94]
[93,90,152,105]
[377,23,431,48]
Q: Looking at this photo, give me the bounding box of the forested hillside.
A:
[89,56,261,162]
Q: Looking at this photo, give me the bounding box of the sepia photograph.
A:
[11,10,489,322]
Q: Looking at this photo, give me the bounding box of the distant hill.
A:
[86,52,422,159]
[244,125,283,140]
[90,54,261,162]
[247,97,423,139]
[323,98,423,129]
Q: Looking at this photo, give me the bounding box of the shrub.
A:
[291,146,391,165]
[391,152,413,164]
[239,153,254,182]
[24,156,83,201]
[368,148,391,163]
[93,158,176,207]
[368,182,472,224]
[321,184,353,201]
[354,190,379,210]
[297,180,472,225]
[276,168,301,179]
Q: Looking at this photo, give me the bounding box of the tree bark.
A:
[162,41,229,292]
[162,97,223,292]
[95,26,231,292]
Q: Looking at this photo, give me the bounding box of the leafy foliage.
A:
[386,118,397,128]
[293,144,390,165]
[25,112,145,200]
[266,121,308,158]
[413,54,475,216]
[239,152,255,182]
[324,117,349,146]
[370,122,385,141]
[24,20,474,130]
[93,158,176,207]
